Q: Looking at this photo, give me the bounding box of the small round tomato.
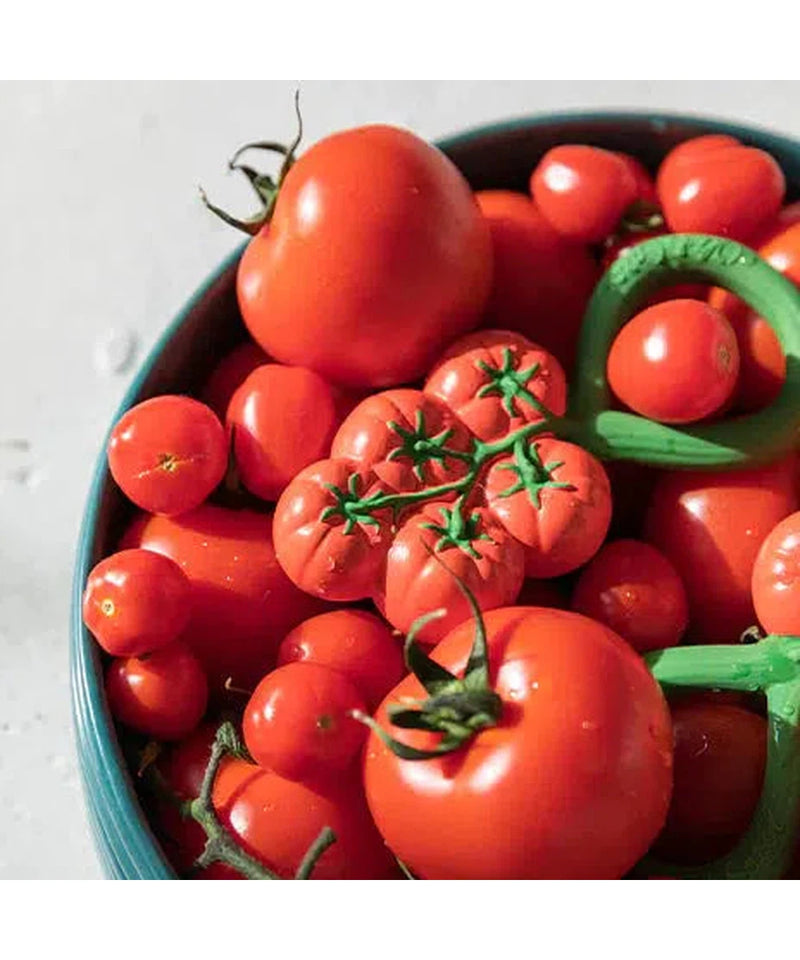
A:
[530,145,638,244]
[571,539,688,653]
[607,299,739,424]
[105,642,208,741]
[484,437,612,578]
[277,609,405,710]
[652,701,766,864]
[108,395,228,516]
[656,134,785,242]
[273,459,391,602]
[330,389,472,495]
[752,510,800,635]
[200,341,270,420]
[377,502,525,646]
[644,456,799,642]
[82,548,191,657]
[424,329,567,444]
[227,363,344,502]
[243,662,367,783]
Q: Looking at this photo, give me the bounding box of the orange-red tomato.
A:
[362,606,673,879]
[751,510,800,635]
[237,125,492,389]
[200,341,270,420]
[424,329,567,444]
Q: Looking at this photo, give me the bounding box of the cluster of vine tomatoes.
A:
[81,118,800,879]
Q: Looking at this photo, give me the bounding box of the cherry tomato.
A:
[644,457,799,642]
[424,329,567,444]
[273,459,392,602]
[376,502,525,646]
[121,504,324,694]
[607,299,739,424]
[227,363,344,502]
[652,701,766,864]
[200,341,270,420]
[237,125,492,389]
[656,134,785,242]
[105,642,208,741]
[473,191,599,369]
[82,548,191,657]
[530,145,638,244]
[615,152,658,206]
[752,510,800,635]
[243,662,367,783]
[363,606,673,879]
[277,609,405,710]
[571,539,688,653]
[484,437,612,578]
[330,389,472,495]
[108,396,228,516]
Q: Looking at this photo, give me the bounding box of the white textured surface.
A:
[2,80,800,879]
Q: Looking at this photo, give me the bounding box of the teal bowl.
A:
[71,111,800,879]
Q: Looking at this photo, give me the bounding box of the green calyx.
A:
[420,501,493,559]
[476,348,550,419]
[320,473,385,534]
[387,409,471,482]
[494,437,576,509]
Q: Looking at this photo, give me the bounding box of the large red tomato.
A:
[236,126,492,388]
[362,606,673,879]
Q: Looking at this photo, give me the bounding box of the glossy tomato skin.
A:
[105,642,208,741]
[484,438,612,578]
[656,135,785,242]
[273,459,392,602]
[571,539,688,653]
[227,364,344,502]
[530,145,638,244]
[363,606,673,879]
[644,457,799,642]
[237,125,492,389]
[200,341,270,420]
[330,389,472,494]
[108,396,228,516]
[82,548,191,657]
[424,329,567,444]
[377,503,525,646]
[121,504,324,694]
[752,510,800,635]
[474,191,599,369]
[607,299,739,424]
[277,609,404,710]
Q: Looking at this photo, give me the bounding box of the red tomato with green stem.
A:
[200,341,270,420]
[751,511,800,635]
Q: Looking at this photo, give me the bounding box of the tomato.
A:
[105,642,208,741]
[571,539,688,653]
[273,459,392,602]
[423,329,567,444]
[656,134,785,242]
[243,662,367,783]
[330,389,472,495]
[615,152,658,206]
[644,457,799,642]
[236,125,492,389]
[121,504,324,693]
[652,701,766,864]
[484,437,612,578]
[108,396,228,516]
[200,341,270,420]
[277,609,405,710]
[607,299,739,424]
[377,503,525,646]
[473,191,599,369]
[227,364,344,502]
[752,510,800,635]
[82,548,191,657]
[362,606,673,879]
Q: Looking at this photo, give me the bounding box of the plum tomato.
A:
[108,395,228,516]
[82,548,191,657]
[277,609,405,710]
[236,125,492,389]
[227,363,345,502]
[571,539,688,653]
[607,299,739,424]
[423,329,567,444]
[484,437,612,578]
[200,341,270,420]
[105,641,208,741]
[752,510,800,635]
